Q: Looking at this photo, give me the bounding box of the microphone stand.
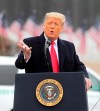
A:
[44,39,52,72]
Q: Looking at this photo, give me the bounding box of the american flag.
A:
[0,11,8,37]
[75,27,86,55]
[23,16,37,36]
[63,20,74,42]
[8,17,24,41]
[88,26,100,49]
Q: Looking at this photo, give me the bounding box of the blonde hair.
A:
[44,12,66,25]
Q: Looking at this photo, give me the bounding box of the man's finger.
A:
[85,78,92,90]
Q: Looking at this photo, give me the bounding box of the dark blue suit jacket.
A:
[15,32,89,78]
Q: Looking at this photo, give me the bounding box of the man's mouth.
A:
[50,31,54,34]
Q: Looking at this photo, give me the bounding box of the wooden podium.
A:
[13,72,88,111]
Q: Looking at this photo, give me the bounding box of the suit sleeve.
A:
[15,51,26,69]
[15,38,30,69]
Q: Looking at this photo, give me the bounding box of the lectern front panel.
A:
[14,72,88,111]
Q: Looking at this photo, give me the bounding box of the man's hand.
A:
[18,41,32,61]
[85,78,92,90]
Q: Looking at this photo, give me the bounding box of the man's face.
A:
[44,17,63,40]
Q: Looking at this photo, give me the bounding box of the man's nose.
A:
[50,23,55,28]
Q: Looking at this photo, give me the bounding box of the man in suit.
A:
[15,12,92,90]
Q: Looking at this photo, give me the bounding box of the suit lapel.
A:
[38,32,45,54]
[57,39,66,71]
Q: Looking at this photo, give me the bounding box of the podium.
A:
[13,72,88,111]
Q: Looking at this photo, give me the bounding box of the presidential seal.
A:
[36,79,63,106]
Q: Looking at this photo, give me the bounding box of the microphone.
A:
[44,38,52,71]
[44,38,52,56]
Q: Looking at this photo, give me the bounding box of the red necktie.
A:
[50,41,59,73]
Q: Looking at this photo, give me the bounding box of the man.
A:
[15,12,92,90]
